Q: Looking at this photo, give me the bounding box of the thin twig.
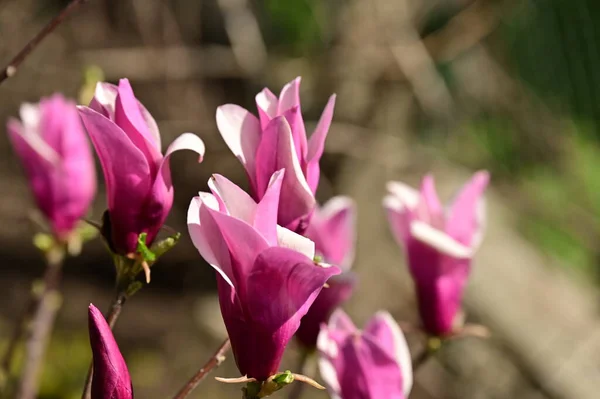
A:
[412,347,432,370]
[15,253,65,399]
[0,0,90,84]
[287,350,311,399]
[172,338,231,399]
[0,293,37,393]
[80,293,127,399]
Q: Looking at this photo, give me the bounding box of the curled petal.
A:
[144,132,205,247]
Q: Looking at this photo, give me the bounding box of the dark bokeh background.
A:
[1,0,600,398]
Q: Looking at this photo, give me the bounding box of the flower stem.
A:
[15,252,65,399]
[0,0,90,84]
[80,292,127,399]
[172,338,231,399]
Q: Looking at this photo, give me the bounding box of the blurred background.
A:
[1,0,600,398]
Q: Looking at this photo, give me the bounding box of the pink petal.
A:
[276,226,315,260]
[208,174,257,224]
[417,175,444,228]
[114,79,162,169]
[216,104,261,192]
[188,195,234,287]
[446,171,490,246]
[145,132,205,246]
[306,196,356,269]
[328,309,357,336]
[277,77,302,114]
[253,170,284,245]
[296,273,356,347]
[90,82,161,149]
[318,310,406,399]
[242,247,340,379]
[88,304,133,399]
[386,181,420,211]
[305,94,336,193]
[383,197,412,249]
[281,105,307,162]
[89,82,118,119]
[254,116,315,229]
[255,88,279,128]
[78,106,152,252]
[364,312,413,397]
[203,204,270,293]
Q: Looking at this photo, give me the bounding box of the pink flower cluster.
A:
[8,77,489,399]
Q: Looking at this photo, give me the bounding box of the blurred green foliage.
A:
[263,0,325,54]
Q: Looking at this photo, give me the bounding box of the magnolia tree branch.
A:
[172,338,231,399]
[0,292,38,393]
[80,292,128,399]
[15,253,65,399]
[0,0,90,84]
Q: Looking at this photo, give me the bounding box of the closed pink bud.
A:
[88,304,133,399]
[7,94,96,240]
[296,197,357,348]
[318,310,412,399]
[216,77,336,233]
[78,79,205,254]
[187,171,340,380]
[383,172,489,336]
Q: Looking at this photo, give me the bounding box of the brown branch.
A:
[172,338,231,399]
[0,0,90,85]
[15,253,65,399]
[80,292,127,399]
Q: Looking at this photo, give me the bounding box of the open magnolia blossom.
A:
[88,304,133,399]
[383,171,489,336]
[296,196,357,348]
[318,310,413,399]
[7,94,96,241]
[216,77,336,233]
[187,170,340,381]
[78,78,205,255]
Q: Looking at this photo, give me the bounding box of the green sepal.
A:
[136,233,156,262]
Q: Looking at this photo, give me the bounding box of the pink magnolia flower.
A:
[216,77,335,233]
[88,304,133,399]
[78,79,205,255]
[318,310,412,399]
[7,94,96,240]
[296,197,357,348]
[187,170,340,381]
[383,172,489,336]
